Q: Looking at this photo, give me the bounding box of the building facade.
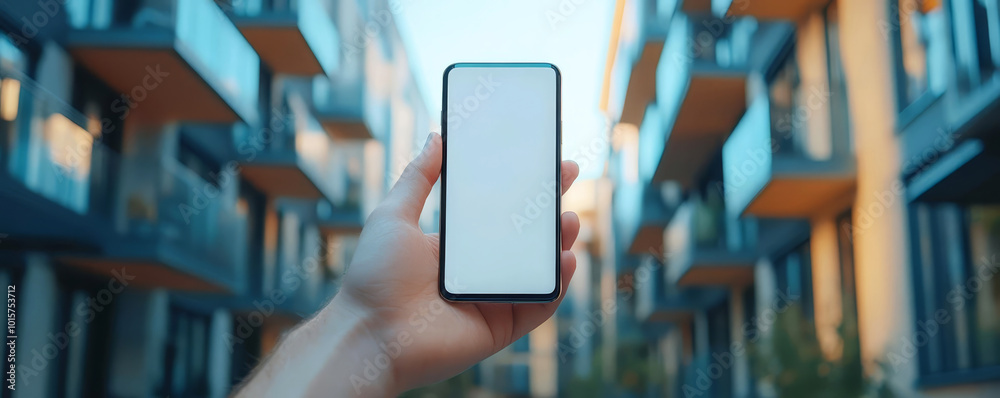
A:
[0,0,431,397]
[604,0,1000,397]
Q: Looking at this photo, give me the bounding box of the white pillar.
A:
[839,0,915,393]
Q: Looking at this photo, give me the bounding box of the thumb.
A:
[382,133,442,224]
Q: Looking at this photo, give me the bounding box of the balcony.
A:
[312,76,375,140]
[66,0,260,124]
[605,0,678,125]
[664,196,757,286]
[647,15,760,189]
[712,0,830,20]
[62,157,248,294]
[316,198,364,236]
[634,258,727,324]
[614,179,676,255]
[723,93,856,218]
[0,70,118,248]
[230,0,340,76]
[942,61,1000,159]
[238,90,337,200]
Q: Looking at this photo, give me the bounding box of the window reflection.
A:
[897,0,947,107]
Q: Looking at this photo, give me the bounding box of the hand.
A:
[235,133,580,397]
[340,132,581,394]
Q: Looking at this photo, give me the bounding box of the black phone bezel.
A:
[438,62,562,303]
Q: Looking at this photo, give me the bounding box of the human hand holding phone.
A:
[235,134,581,397]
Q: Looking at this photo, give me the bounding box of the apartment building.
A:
[604,0,1000,396]
[0,0,430,397]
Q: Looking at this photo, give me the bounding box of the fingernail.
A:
[423,133,434,148]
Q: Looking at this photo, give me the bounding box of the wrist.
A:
[314,293,400,397]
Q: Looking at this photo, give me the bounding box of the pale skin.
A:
[236,133,581,397]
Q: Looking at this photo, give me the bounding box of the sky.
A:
[395,0,614,179]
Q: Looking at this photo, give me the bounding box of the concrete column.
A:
[107,289,169,398]
[752,257,777,398]
[693,311,709,357]
[839,0,915,393]
[208,309,234,398]
[729,286,750,398]
[16,254,57,398]
[810,217,845,360]
[795,11,834,160]
[263,198,279,293]
[529,318,558,398]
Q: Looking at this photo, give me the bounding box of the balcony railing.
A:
[613,177,676,255]
[634,256,727,324]
[665,194,757,286]
[118,155,247,289]
[67,0,260,124]
[648,14,757,189]
[712,0,830,20]
[607,0,679,125]
[230,0,340,76]
[312,76,376,140]
[1,70,95,215]
[317,197,363,236]
[723,93,855,218]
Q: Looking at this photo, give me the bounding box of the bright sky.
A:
[395,0,614,179]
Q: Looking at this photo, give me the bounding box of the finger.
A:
[561,160,579,196]
[561,211,580,251]
[382,133,442,224]
[510,250,577,339]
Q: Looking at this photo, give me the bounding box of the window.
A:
[825,1,853,155]
[0,33,28,171]
[893,0,947,110]
[949,0,1000,90]
[741,285,757,398]
[837,211,859,333]
[56,274,117,398]
[177,137,221,188]
[910,202,1000,383]
[161,306,211,397]
[706,300,733,397]
[767,45,807,157]
[773,239,814,320]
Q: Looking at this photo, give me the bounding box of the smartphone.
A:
[439,62,562,302]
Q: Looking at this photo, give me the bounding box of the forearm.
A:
[234,295,397,397]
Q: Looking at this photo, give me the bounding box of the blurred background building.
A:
[0,0,433,396]
[601,0,1000,397]
[1,0,999,397]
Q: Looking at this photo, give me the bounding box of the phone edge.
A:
[438,62,563,303]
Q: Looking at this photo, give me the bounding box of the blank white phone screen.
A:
[443,65,558,295]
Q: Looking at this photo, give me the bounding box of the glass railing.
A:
[1,70,95,214]
[231,0,340,75]
[638,103,667,183]
[312,75,367,122]
[328,142,367,209]
[666,193,757,269]
[71,0,260,121]
[607,0,678,119]
[634,257,665,322]
[294,114,336,196]
[121,156,247,280]
[638,0,677,49]
[658,13,754,76]
[711,0,733,17]
[722,94,772,218]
